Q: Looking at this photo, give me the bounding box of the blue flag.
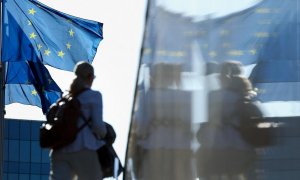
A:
[2,0,103,113]
[2,0,103,71]
[5,61,62,113]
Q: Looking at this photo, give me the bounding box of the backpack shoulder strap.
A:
[69,88,91,132]
[77,117,91,132]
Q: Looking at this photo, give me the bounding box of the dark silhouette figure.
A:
[129,62,195,180]
[196,61,257,180]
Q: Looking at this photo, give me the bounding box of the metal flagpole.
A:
[0,0,5,178]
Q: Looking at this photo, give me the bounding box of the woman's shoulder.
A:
[78,89,102,101]
[88,89,102,96]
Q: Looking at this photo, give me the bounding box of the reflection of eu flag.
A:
[141,7,195,65]
[2,0,103,113]
[196,0,300,102]
[137,0,300,116]
[5,61,62,113]
[2,0,103,71]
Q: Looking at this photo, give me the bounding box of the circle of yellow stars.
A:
[27,7,76,60]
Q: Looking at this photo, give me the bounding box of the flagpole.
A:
[0,0,4,178]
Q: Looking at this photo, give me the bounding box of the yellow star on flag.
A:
[66,42,71,49]
[37,44,43,50]
[44,49,51,56]
[28,20,32,26]
[208,51,217,58]
[31,90,38,96]
[58,50,65,58]
[255,32,269,38]
[255,8,271,14]
[220,29,229,36]
[249,49,257,55]
[222,42,231,48]
[28,8,36,15]
[143,48,151,54]
[228,50,244,56]
[69,29,75,37]
[174,51,185,57]
[29,32,37,39]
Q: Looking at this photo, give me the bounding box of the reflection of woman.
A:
[132,62,195,180]
[197,61,256,180]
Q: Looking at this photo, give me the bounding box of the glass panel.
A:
[125,0,299,180]
[41,175,49,180]
[9,121,20,140]
[30,123,40,141]
[3,140,9,161]
[30,163,41,174]
[19,174,30,180]
[20,122,31,141]
[9,140,19,162]
[30,175,41,180]
[19,163,30,174]
[8,162,19,173]
[30,142,41,163]
[3,119,49,179]
[41,163,50,175]
[7,174,18,180]
[41,149,49,163]
[20,141,30,162]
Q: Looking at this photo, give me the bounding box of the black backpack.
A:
[40,90,89,150]
[237,100,275,147]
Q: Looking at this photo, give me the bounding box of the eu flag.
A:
[2,0,103,71]
[5,61,62,113]
[2,0,103,113]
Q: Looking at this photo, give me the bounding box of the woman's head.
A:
[219,61,242,88]
[220,61,242,77]
[69,61,95,95]
[74,61,95,80]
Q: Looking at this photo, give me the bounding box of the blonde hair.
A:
[69,61,94,96]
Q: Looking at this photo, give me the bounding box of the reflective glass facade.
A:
[3,119,49,180]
